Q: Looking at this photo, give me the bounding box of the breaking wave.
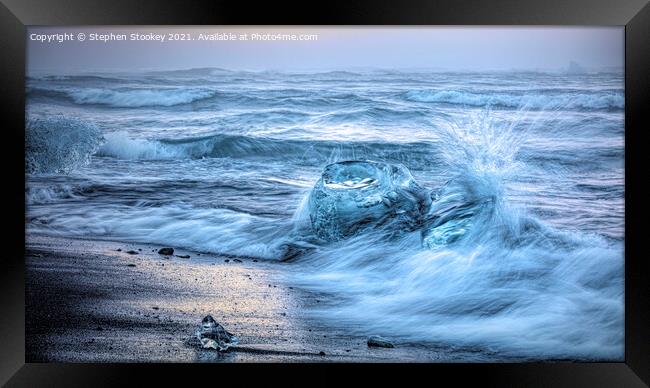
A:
[96,131,437,165]
[29,87,218,107]
[404,90,624,110]
[287,112,624,360]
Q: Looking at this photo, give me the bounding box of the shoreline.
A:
[26,235,446,362]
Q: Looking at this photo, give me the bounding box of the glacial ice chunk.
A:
[26,116,104,174]
[308,160,429,241]
[195,315,239,351]
[421,178,494,249]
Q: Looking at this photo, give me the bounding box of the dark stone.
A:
[367,335,394,348]
[126,250,138,255]
[319,351,326,356]
[158,247,174,255]
[176,255,190,259]
[116,248,122,252]
[224,259,230,263]
[127,264,136,267]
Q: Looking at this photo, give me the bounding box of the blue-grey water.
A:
[25,68,624,361]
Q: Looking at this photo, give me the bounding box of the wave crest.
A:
[404,90,624,110]
[61,88,217,107]
[96,131,436,164]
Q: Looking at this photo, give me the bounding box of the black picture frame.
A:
[1,0,648,386]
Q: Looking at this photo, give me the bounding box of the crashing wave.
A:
[26,116,104,174]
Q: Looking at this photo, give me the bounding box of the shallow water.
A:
[26,68,624,360]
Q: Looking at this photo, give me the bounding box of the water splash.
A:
[289,109,624,360]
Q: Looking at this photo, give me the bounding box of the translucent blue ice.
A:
[308,160,429,241]
[421,178,494,249]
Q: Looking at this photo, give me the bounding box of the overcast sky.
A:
[27,26,624,74]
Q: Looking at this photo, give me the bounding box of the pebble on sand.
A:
[158,247,174,255]
[367,335,394,348]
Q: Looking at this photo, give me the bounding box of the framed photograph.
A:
[1,0,648,385]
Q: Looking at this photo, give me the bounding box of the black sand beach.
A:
[26,235,449,362]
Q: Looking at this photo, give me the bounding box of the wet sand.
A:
[26,235,447,362]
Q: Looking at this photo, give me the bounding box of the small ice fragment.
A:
[196,315,239,351]
[421,177,495,249]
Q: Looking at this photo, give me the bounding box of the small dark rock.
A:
[126,250,139,255]
[152,306,159,310]
[138,248,142,251]
[158,247,174,255]
[116,248,122,252]
[319,351,326,356]
[367,335,394,348]
[176,255,191,259]
[127,264,136,267]
[224,259,230,263]
[253,259,258,262]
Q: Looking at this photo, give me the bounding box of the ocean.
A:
[25,68,625,361]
